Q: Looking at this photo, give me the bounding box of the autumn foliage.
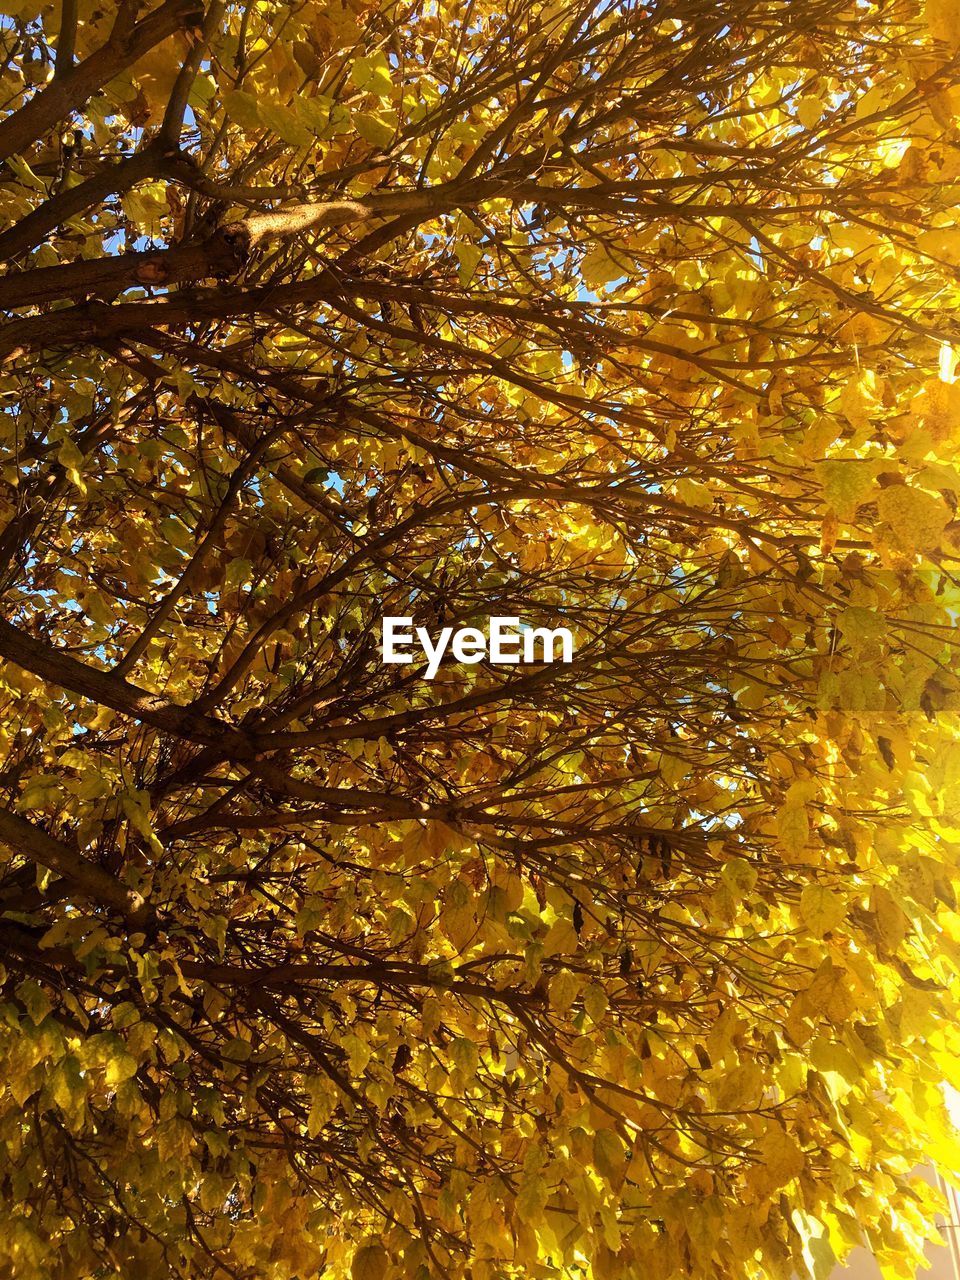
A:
[1,0,960,1276]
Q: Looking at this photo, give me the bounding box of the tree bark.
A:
[0,805,151,924]
[0,0,204,165]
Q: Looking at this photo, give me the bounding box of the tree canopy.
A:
[1,0,960,1276]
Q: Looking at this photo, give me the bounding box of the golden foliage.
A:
[0,0,958,1277]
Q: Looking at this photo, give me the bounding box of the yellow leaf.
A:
[350,53,393,97]
[16,979,51,1026]
[796,95,823,129]
[910,377,960,444]
[877,484,950,553]
[542,917,578,956]
[800,884,847,937]
[807,959,855,1022]
[257,101,314,147]
[121,180,169,236]
[580,244,632,289]
[777,803,810,860]
[514,1172,549,1219]
[761,1124,805,1188]
[352,1241,389,1280]
[582,982,608,1025]
[548,968,583,1013]
[925,0,960,51]
[838,605,886,654]
[917,226,960,264]
[222,89,262,131]
[674,477,713,510]
[104,1051,138,1086]
[593,1129,625,1184]
[353,111,396,148]
[870,885,908,953]
[455,242,484,286]
[717,1061,764,1110]
[721,856,758,899]
[57,437,87,494]
[809,1036,860,1097]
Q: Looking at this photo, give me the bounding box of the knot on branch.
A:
[218,221,253,266]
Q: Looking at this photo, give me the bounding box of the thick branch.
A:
[0,185,466,310]
[0,238,242,310]
[0,0,203,165]
[0,617,254,752]
[54,0,80,79]
[0,144,174,264]
[0,805,150,924]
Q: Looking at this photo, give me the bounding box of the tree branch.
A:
[0,805,151,924]
[0,238,243,310]
[54,0,80,80]
[0,0,204,165]
[0,616,254,752]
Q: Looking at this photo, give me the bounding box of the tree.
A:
[0,0,959,1275]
